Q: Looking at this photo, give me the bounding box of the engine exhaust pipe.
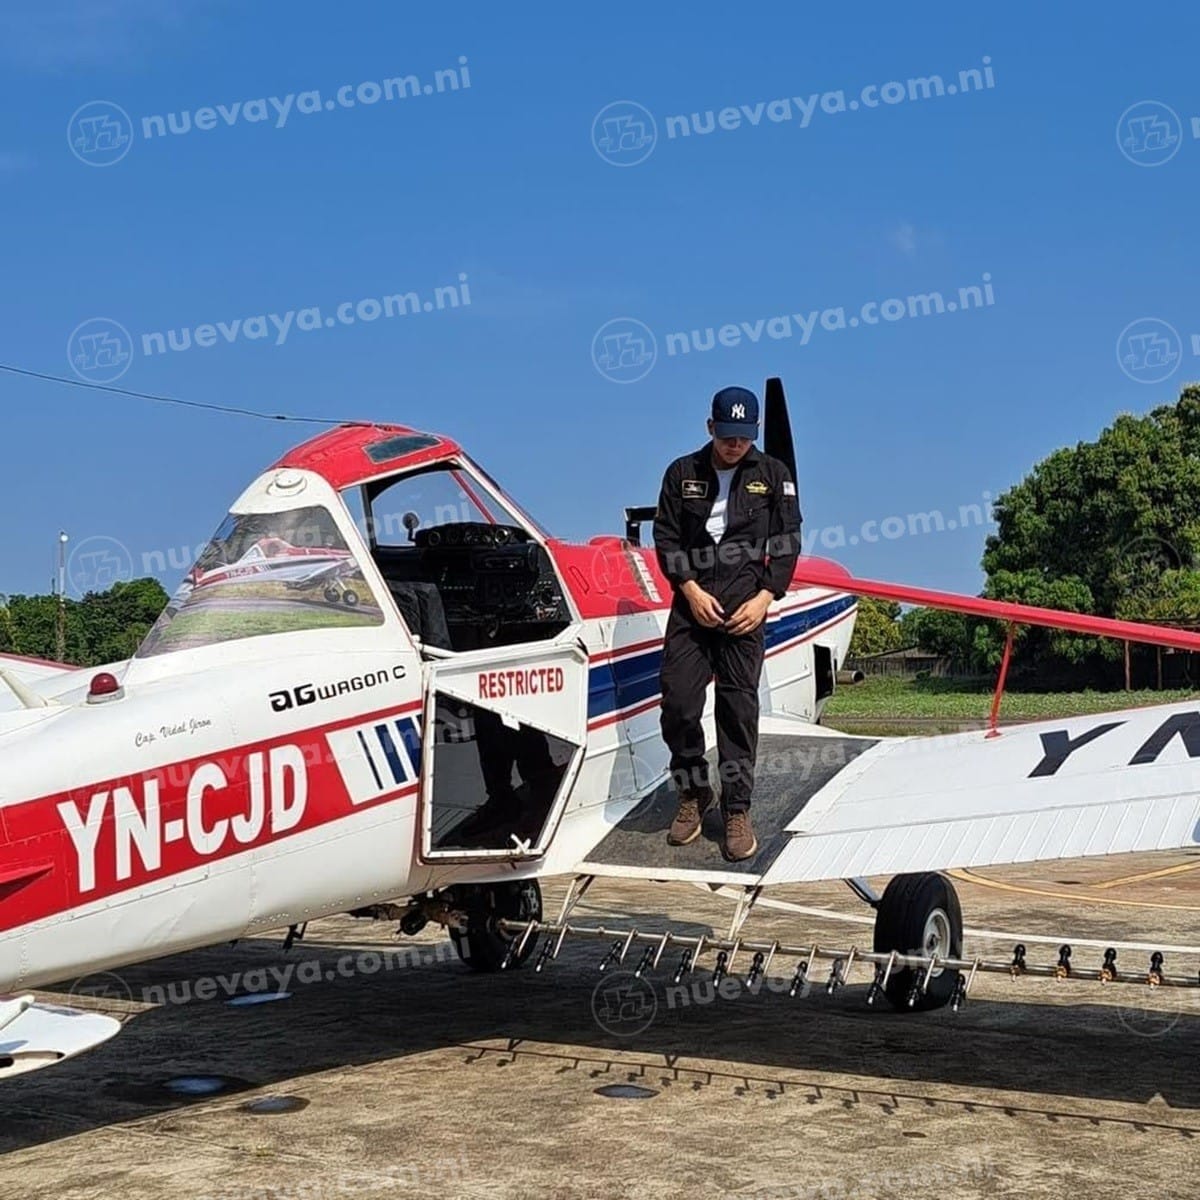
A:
[836,669,865,685]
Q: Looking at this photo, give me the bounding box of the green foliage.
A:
[824,675,1196,720]
[1115,567,1200,624]
[898,606,978,665]
[977,570,1097,665]
[0,579,168,667]
[848,597,903,657]
[979,383,1200,669]
[0,596,16,654]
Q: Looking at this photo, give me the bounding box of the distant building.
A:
[847,646,952,678]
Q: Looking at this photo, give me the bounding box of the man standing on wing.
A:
[652,385,802,861]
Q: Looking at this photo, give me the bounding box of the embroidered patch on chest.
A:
[745,479,770,495]
[682,480,708,498]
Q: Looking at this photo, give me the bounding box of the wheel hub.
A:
[923,907,951,976]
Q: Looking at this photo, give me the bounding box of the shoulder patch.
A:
[745,479,770,495]
[782,481,796,497]
[682,479,708,498]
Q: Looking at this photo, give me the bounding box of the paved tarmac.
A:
[2,849,1198,1199]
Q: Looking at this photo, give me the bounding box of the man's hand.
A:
[723,590,773,636]
[681,580,725,628]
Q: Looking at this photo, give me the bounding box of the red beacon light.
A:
[87,672,124,704]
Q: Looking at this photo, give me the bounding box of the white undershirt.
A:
[705,468,736,542]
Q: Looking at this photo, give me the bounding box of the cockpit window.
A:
[367,465,522,547]
[137,505,383,657]
[364,433,441,464]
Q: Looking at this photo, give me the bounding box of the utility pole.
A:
[56,531,68,662]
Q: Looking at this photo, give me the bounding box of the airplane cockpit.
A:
[347,459,574,653]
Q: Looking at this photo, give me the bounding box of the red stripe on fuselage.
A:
[0,702,422,933]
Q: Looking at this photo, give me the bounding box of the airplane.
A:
[2,379,1199,1078]
[190,536,355,589]
[167,534,367,614]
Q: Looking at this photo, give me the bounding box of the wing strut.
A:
[987,624,1016,738]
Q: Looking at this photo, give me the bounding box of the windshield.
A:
[137,504,383,657]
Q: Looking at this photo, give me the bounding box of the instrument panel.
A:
[413,524,567,636]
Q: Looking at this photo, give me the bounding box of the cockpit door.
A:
[418,630,589,862]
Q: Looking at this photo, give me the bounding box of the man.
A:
[652,385,802,861]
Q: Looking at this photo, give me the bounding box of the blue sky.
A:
[1,1,1198,598]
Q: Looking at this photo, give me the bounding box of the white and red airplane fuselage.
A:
[0,424,855,996]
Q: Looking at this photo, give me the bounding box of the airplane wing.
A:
[0,995,122,1078]
[760,704,1200,883]
[0,653,77,715]
[286,559,349,586]
[770,559,1200,882]
[581,561,1200,885]
[0,652,74,681]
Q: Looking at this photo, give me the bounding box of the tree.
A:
[0,579,168,667]
[0,595,14,654]
[898,606,979,668]
[3,594,65,661]
[1115,567,1200,624]
[78,578,169,664]
[848,597,903,657]
[979,384,1200,671]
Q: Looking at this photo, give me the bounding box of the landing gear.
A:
[449,880,542,972]
[872,872,963,1012]
[323,584,359,607]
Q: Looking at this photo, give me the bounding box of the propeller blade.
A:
[763,376,797,484]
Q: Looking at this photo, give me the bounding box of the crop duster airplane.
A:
[2,380,1198,1077]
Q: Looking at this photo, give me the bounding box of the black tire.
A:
[449,880,542,972]
[872,872,963,1012]
[324,586,341,604]
[342,589,359,607]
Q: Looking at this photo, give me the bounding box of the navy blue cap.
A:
[711,385,759,439]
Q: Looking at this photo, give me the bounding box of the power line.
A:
[0,362,368,426]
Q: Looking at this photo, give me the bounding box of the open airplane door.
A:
[419,635,590,862]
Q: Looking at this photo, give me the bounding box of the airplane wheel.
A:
[324,586,341,603]
[449,880,542,972]
[872,872,963,1012]
[342,589,359,606]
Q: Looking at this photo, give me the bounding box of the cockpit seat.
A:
[387,580,453,651]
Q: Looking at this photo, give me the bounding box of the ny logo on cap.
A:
[730,403,746,419]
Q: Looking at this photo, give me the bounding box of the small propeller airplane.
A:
[2,379,1199,1078]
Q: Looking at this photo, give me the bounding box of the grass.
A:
[823,675,1198,721]
[154,607,379,644]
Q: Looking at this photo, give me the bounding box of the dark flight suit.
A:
[653,443,801,813]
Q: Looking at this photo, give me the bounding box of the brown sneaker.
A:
[722,810,758,862]
[667,791,713,846]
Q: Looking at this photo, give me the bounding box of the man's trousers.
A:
[658,607,765,814]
